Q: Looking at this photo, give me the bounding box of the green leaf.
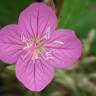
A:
[58,0,88,29]
[0,0,34,27]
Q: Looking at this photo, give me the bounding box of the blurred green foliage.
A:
[0,0,96,96]
[58,0,88,29]
[0,0,34,27]
[58,0,96,55]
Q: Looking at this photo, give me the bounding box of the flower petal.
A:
[16,52,54,91]
[45,29,82,69]
[18,3,57,39]
[0,24,24,64]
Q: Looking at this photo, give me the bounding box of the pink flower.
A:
[0,3,82,91]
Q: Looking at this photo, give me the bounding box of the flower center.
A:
[23,36,44,60]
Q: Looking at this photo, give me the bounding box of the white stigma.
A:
[21,32,45,61]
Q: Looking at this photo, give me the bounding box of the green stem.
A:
[57,0,64,18]
[48,0,55,11]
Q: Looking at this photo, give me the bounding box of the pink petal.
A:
[16,52,54,91]
[18,3,57,39]
[0,24,24,64]
[45,29,82,69]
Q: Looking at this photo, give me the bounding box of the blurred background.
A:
[0,0,96,96]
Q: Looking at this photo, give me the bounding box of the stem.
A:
[48,0,56,11]
[43,0,55,11]
[57,0,64,18]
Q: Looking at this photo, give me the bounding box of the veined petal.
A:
[0,24,24,64]
[18,3,57,39]
[16,52,54,91]
[45,29,82,69]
